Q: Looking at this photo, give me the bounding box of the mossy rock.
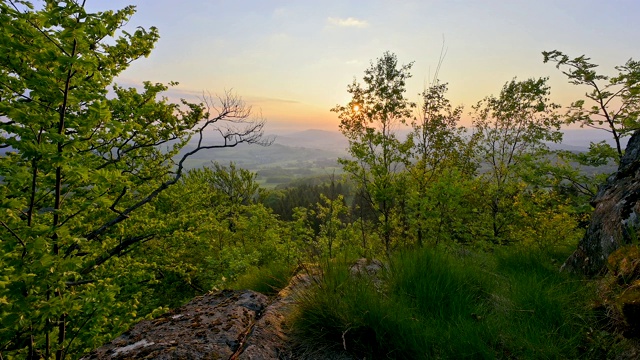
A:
[608,245,640,284]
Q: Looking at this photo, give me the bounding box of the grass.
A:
[230,261,295,296]
[290,246,595,359]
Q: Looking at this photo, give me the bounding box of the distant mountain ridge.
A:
[271,128,619,153]
[272,129,348,152]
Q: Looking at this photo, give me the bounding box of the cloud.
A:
[327,17,368,28]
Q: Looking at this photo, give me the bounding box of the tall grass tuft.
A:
[290,246,594,359]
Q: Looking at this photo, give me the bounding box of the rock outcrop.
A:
[82,272,315,359]
[563,130,640,275]
[82,290,270,359]
[238,272,313,359]
[83,260,380,359]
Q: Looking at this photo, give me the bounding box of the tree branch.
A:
[8,0,70,56]
[81,234,154,274]
[0,220,27,258]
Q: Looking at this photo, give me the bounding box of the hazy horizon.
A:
[271,127,626,149]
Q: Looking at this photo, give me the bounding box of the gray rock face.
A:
[82,273,316,359]
[82,290,269,360]
[563,130,640,275]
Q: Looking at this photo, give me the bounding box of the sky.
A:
[87,0,640,134]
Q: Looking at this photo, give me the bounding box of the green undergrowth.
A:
[230,261,295,296]
[290,246,595,359]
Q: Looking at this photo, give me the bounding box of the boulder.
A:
[563,130,640,275]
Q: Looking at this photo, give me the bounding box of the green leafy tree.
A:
[208,162,261,233]
[410,82,471,179]
[507,189,583,251]
[407,81,475,246]
[543,50,640,159]
[208,162,260,206]
[315,194,349,259]
[0,1,267,358]
[517,141,615,215]
[144,163,265,307]
[408,168,478,246]
[472,78,562,242]
[288,206,316,259]
[332,51,415,253]
[262,179,351,222]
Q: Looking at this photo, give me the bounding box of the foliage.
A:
[405,81,476,247]
[314,194,350,259]
[543,50,640,159]
[515,145,615,219]
[0,2,267,358]
[263,177,351,221]
[230,261,294,296]
[472,77,562,242]
[410,82,475,179]
[151,165,290,293]
[290,247,594,359]
[332,51,415,253]
[507,189,584,250]
[406,168,479,246]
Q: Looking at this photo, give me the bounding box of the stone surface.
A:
[349,258,384,277]
[82,290,269,360]
[563,130,640,275]
[238,272,314,360]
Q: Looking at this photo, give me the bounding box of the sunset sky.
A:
[90,0,640,133]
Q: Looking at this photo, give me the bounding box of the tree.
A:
[543,50,640,159]
[315,194,349,259]
[406,81,474,246]
[472,77,562,242]
[517,141,614,215]
[410,82,470,179]
[0,1,268,358]
[149,165,285,300]
[332,51,415,253]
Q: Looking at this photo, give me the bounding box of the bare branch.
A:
[84,91,270,243]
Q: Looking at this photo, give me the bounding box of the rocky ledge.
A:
[83,260,385,359]
[82,272,314,360]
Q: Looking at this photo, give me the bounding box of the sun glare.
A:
[353,104,360,112]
